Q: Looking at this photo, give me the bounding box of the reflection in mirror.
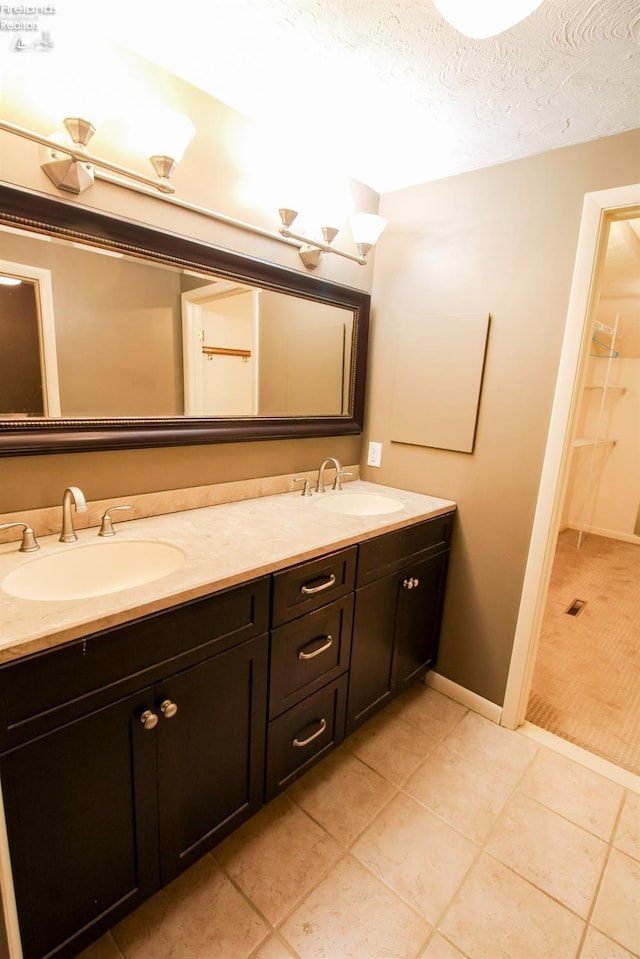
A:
[0,226,355,420]
[0,184,370,455]
[0,259,60,417]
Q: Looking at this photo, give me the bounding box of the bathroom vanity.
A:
[0,481,455,959]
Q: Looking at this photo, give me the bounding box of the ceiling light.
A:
[432,0,544,39]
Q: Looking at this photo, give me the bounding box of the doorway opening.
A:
[502,184,640,780]
[526,215,640,775]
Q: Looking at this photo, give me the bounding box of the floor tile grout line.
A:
[576,794,639,958]
[105,931,126,959]
[208,694,477,958]
[285,768,402,852]
[84,685,640,959]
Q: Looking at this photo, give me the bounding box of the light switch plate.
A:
[367,441,382,467]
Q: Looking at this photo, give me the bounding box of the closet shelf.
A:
[573,437,617,449]
[583,386,627,395]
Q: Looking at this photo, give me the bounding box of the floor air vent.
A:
[565,599,587,617]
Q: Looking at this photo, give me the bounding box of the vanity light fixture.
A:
[431,0,545,38]
[278,209,387,269]
[0,117,386,271]
[30,111,195,196]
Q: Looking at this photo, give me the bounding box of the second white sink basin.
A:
[313,492,404,516]
[2,540,186,601]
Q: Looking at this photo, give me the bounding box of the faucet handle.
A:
[0,522,40,553]
[98,504,132,536]
[333,471,353,491]
[292,477,313,497]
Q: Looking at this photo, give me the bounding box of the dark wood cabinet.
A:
[156,634,268,884]
[0,579,269,959]
[265,675,348,798]
[266,547,356,799]
[346,513,454,735]
[0,689,159,959]
[0,511,455,959]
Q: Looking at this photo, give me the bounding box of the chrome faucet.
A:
[60,486,87,543]
[315,457,343,493]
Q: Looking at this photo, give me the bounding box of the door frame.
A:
[181,280,259,416]
[501,182,640,730]
[0,259,60,417]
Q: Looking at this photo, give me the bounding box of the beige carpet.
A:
[527,529,640,777]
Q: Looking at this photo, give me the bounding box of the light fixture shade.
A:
[431,0,544,38]
[349,213,388,250]
[139,109,195,163]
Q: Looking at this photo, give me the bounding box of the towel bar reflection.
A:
[202,346,252,362]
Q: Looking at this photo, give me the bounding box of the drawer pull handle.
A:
[293,718,327,748]
[160,699,178,719]
[301,573,336,595]
[140,709,158,731]
[299,635,333,660]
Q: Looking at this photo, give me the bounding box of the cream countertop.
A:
[0,480,455,663]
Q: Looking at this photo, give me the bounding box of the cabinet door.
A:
[347,549,450,735]
[0,690,159,959]
[156,634,268,884]
[346,573,399,734]
[395,550,449,693]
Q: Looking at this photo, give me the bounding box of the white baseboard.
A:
[426,672,503,724]
[566,522,640,545]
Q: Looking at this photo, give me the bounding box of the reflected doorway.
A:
[0,260,60,416]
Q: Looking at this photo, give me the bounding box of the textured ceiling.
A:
[95,1,640,192]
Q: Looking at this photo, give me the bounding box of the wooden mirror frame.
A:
[0,183,370,457]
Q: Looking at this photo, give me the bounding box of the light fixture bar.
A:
[0,119,385,270]
[0,119,178,195]
[94,167,299,245]
[279,223,367,266]
[0,118,299,245]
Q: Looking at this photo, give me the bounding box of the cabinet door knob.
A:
[292,718,327,748]
[413,577,420,588]
[140,709,158,731]
[160,699,178,719]
[403,578,414,590]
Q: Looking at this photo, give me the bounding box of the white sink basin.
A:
[2,540,185,601]
[313,492,404,516]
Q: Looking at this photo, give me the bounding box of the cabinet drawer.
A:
[356,512,454,587]
[265,675,347,799]
[269,595,353,719]
[0,577,270,748]
[271,546,356,626]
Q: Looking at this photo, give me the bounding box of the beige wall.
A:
[258,292,352,415]
[362,129,640,706]
[0,231,183,416]
[0,47,377,512]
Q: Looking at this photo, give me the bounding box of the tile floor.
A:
[77,686,640,959]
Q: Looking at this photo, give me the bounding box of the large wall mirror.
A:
[0,184,370,456]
